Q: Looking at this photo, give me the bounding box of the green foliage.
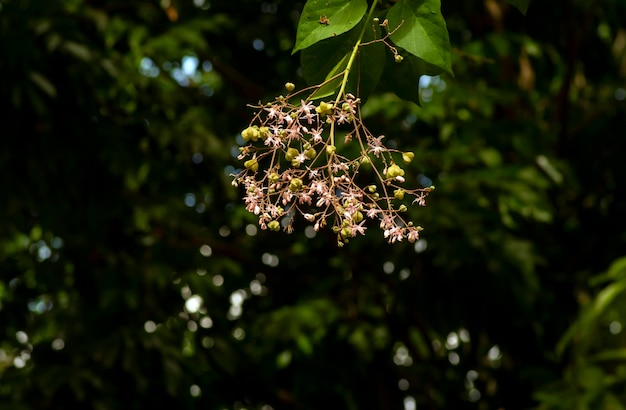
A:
[1,0,625,409]
[536,257,626,409]
[296,0,453,103]
[293,0,368,53]
[387,0,453,75]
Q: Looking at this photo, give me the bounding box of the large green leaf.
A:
[507,0,531,15]
[301,21,386,101]
[386,0,453,76]
[301,29,358,99]
[377,49,443,105]
[293,0,368,54]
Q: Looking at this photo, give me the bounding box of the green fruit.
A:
[402,152,414,164]
[394,189,405,200]
[285,82,295,92]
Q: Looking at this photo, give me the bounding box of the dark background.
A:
[1,0,626,409]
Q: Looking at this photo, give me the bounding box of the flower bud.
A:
[241,126,260,142]
[285,147,299,161]
[244,158,258,172]
[269,173,280,183]
[268,220,281,231]
[394,189,405,200]
[353,211,363,223]
[367,185,377,193]
[289,178,303,191]
[340,227,352,239]
[285,82,295,92]
[315,101,334,116]
[326,145,336,155]
[305,147,316,159]
[394,54,404,63]
[398,204,408,212]
[386,164,405,178]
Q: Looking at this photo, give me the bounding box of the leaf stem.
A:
[333,0,379,107]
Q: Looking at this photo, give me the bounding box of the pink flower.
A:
[413,193,427,206]
[298,100,317,124]
[407,228,420,243]
[348,221,367,236]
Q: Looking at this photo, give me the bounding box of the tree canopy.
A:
[1,0,626,409]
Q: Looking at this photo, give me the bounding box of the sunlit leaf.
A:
[293,0,368,54]
[387,0,453,76]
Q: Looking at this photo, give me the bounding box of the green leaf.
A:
[377,50,443,105]
[607,256,626,280]
[387,0,453,76]
[293,0,368,54]
[301,20,386,101]
[344,23,386,102]
[507,0,530,15]
[301,30,356,99]
[311,53,351,99]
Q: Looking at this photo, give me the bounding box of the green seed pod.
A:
[398,204,408,212]
[360,156,371,166]
[394,54,404,63]
[394,189,405,200]
[367,185,377,193]
[259,126,270,139]
[326,145,336,155]
[285,82,295,92]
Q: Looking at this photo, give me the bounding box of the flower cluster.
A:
[232,85,433,245]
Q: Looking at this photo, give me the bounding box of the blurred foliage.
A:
[0,0,625,409]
